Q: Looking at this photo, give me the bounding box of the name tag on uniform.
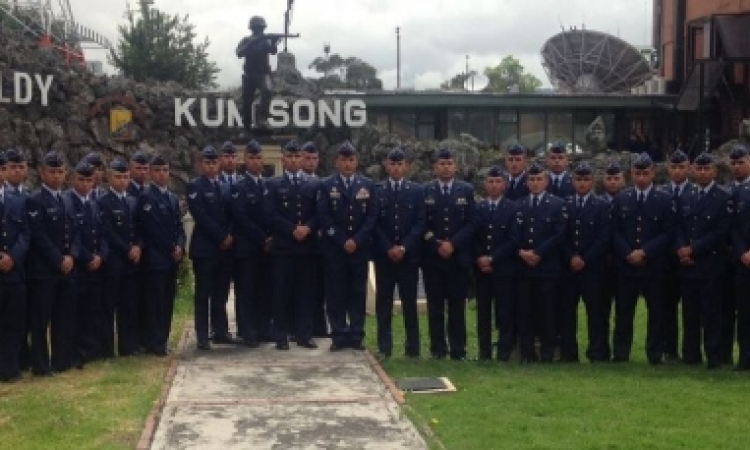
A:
[330,187,341,199]
[204,192,215,198]
[425,196,435,205]
[456,197,467,205]
[356,188,370,200]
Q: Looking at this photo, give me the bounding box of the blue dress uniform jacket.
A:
[547,172,574,198]
[317,175,378,261]
[99,191,140,274]
[511,193,567,277]
[563,195,611,273]
[264,175,319,255]
[26,189,81,279]
[187,176,232,259]
[422,180,476,268]
[474,198,518,277]
[231,176,268,257]
[611,187,676,276]
[138,185,186,271]
[674,184,732,278]
[66,192,108,274]
[506,173,529,201]
[0,194,30,284]
[373,180,425,263]
[126,181,146,198]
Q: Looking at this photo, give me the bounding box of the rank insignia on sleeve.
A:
[188,192,197,199]
[327,228,335,236]
[232,192,239,198]
[144,203,152,211]
[29,211,38,217]
[424,231,434,241]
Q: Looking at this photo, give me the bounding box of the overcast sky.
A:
[76,0,653,90]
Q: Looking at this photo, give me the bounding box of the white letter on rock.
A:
[293,99,315,128]
[227,99,243,128]
[34,74,53,106]
[317,100,341,127]
[14,72,33,104]
[345,100,367,127]
[174,98,196,126]
[267,99,289,128]
[200,98,224,128]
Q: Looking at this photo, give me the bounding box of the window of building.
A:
[468,111,494,143]
[417,111,437,140]
[448,109,467,138]
[547,112,573,152]
[391,111,416,139]
[518,112,545,155]
[574,111,615,153]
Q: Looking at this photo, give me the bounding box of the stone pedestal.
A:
[277,52,297,73]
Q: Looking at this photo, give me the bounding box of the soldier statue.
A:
[236,15,298,131]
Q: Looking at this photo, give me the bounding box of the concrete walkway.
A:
[145,304,427,449]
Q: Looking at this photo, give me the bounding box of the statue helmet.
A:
[248,16,267,31]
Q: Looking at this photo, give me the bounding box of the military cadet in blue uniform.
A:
[66,160,108,365]
[545,143,574,199]
[4,148,30,196]
[560,161,611,363]
[421,148,475,360]
[99,158,142,357]
[505,144,530,201]
[674,152,731,369]
[264,140,320,350]
[373,148,425,359]
[26,151,81,376]
[611,153,675,365]
[600,161,626,361]
[730,144,750,371]
[84,151,107,200]
[4,148,31,371]
[230,140,270,347]
[187,146,235,350]
[0,151,30,382]
[138,155,186,356]
[511,162,567,363]
[127,150,151,197]
[474,166,518,361]
[658,149,693,362]
[127,150,150,351]
[300,140,329,338]
[318,141,378,351]
[211,141,241,343]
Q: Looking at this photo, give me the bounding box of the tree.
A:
[440,71,476,90]
[308,53,383,90]
[484,56,542,93]
[108,2,219,90]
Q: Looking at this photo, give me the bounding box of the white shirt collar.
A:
[43,184,61,197]
[576,193,591,204]
[671,180,688,192]
[74,191,89,203]
[110,187,127,199]
[698,181,715,194]
[530,191,546,202]
[635,184,654,198]
[439,179,454,190]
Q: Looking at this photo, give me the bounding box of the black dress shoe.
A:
[430,353,447,360]
[649,358,663,366]
[733,362,750,372]
[213,334,236,344]
[243,338,260,348]
[197,341,211,350]
[32,369,54,377]
[0,373,21,383]
[611,356,629,363]
[276,340,290,350]
[351,342,366,351]
[405,352,420,359]
[330,343,346,352]
[296,338,318,349]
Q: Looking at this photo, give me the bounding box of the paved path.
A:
[146,304,427,449]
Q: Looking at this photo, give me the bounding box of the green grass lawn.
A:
[0,278,194,450]
[365,301,750,450]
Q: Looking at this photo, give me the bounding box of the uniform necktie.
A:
[577,196,584,210]
[532,195,539,208]
[442,184,450,196]
[394,181,400,193]
[638,192,645,207]
[554,177,561,190]
[490,201,496,212]
[698,189,706,200]
[672,185,679,200]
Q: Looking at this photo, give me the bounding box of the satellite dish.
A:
[541,28,653,93]
[464,72,489,92]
